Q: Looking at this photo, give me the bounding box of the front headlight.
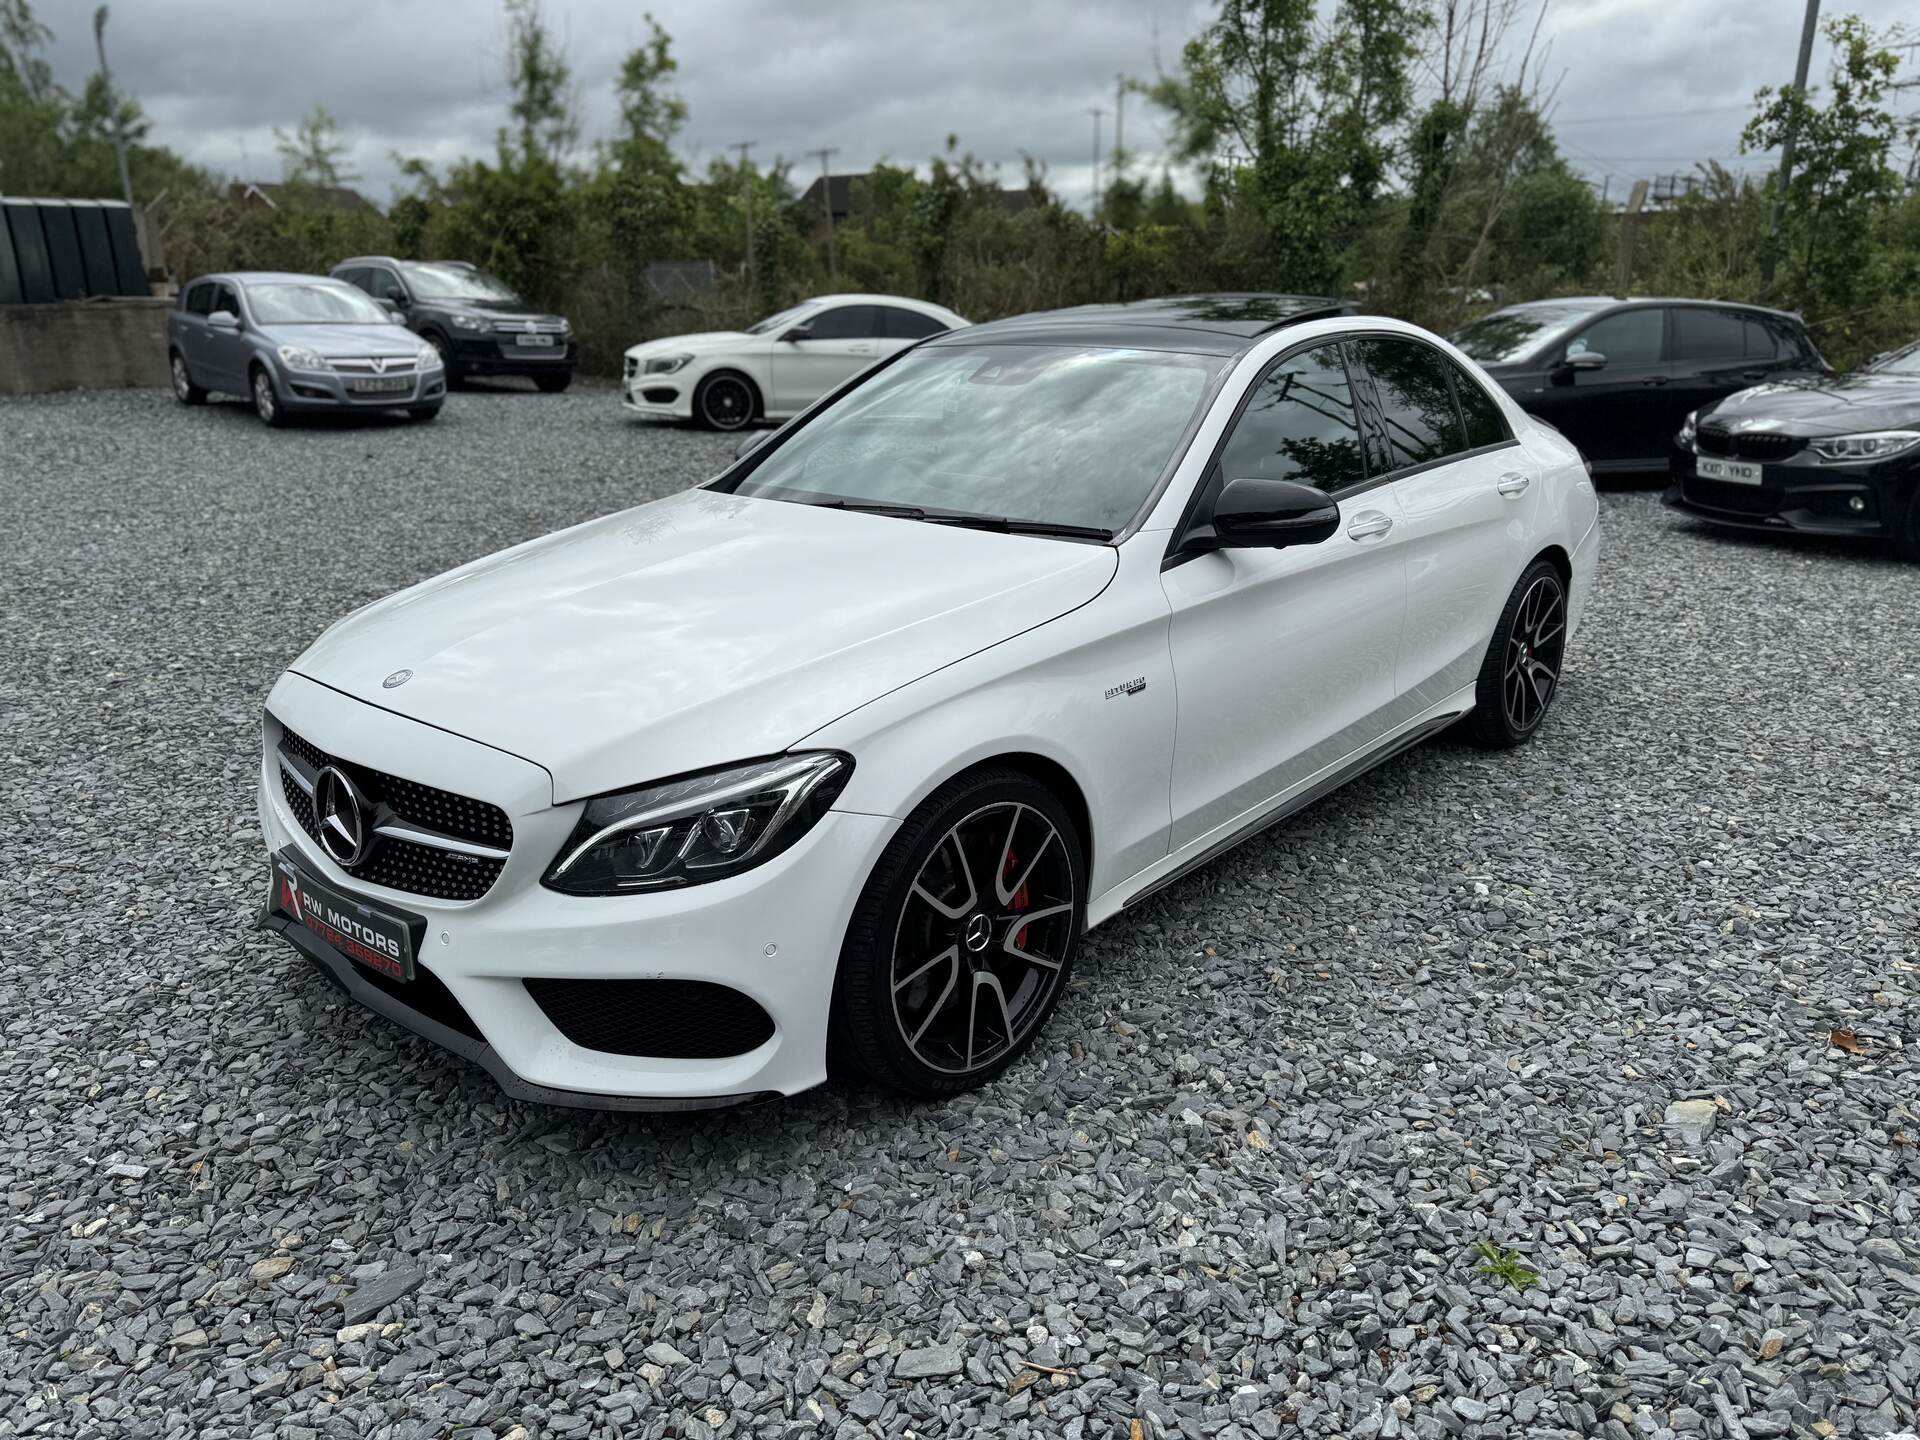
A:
[450,313,488,332]
[416,342,442,370]
[543,752,853,895]
[644,353,694,375]
[276,344,329,372]
[1809,431,1920,463]
[1676,410,1697,449]
[557,317,572,334]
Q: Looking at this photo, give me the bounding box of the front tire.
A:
[694,371,758,431]
[250,365,288,428]
[832,769,1085,1098]
[424,332,461,389]
[1463,558,1568,748]
[170,351,206,405]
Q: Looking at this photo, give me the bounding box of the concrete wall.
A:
[0,299,172,395]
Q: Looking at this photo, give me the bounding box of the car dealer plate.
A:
[1696,456,1762,485]
[515,333,555,347]
[270,850,418,981]
[349,376,411,394]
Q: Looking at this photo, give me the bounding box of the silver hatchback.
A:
[167,272,446,426]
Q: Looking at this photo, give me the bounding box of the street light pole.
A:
[1088,107,1105,218]
[812,146,840,285]
[730,141,757,296]
[93,6,135,208]
[1762,0,1822,295]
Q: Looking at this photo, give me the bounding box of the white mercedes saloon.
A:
[620,293,969,430]
[259,294,1600,1110]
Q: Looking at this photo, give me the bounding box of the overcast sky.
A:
[36,0,1920,209]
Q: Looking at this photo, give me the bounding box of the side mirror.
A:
[781,323,813,343]
[208,309,240,330]
[1212,478,1340,549]
[1565,350,1607,371]
[380,298,406,318]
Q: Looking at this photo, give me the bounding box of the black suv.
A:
[332,257,577,391]
[1450,297,1828,473]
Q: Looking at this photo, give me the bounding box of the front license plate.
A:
[1697,456,1762,484]
[271,851,417,981]
[515,333,555,347]
[349,376,411,394]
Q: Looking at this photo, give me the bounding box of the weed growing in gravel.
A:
[1471,1240,1540,1291]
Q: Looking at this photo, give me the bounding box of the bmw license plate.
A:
[349,376,410,394]
[515,333,555,347]
[271,850,418,981]
[1696,456,1762,485]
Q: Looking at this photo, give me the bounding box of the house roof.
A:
[229,181,378,214]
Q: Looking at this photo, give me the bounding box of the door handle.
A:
[1346,511,1394,541]
[1497,472,1531,497]
[1641,375,1671,387]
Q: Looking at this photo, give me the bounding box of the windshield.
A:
[729,343,1227,533]
[402,263,522,303]
[1451,305,1602,365]
[1869,343,1920,375]
[746,303,816,336]
[244,281,391,326]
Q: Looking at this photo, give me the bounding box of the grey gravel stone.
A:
[895,1344,965,1379]
[1664,1098,1719,1145]
[1,393,1916,1440]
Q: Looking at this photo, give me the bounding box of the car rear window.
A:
[1355,337,1467,471]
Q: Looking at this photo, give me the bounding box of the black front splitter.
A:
[258,907,776,1114]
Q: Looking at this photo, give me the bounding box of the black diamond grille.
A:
[1696,426,1803,462]
[276,722,512,902]
[524,978,776,1059]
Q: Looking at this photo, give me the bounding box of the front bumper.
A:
[255,671,894,1109]
[447,333,578,377]
[621,372,695,420]
[1664,444,1913,539]
[276,364,446,412]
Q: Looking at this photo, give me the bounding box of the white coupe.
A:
[259,294,1600,1110]
[621,293,969,429]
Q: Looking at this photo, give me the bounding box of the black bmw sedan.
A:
[1665,339,1920,560]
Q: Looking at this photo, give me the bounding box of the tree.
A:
[611,14,685,173]
[504,0,577,170]
[274,105,355,188]
[1743,14,1917,314]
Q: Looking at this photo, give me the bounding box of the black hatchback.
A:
[1664,339,1920,561]
[1451,297,1828,473]
[332,256,578,391]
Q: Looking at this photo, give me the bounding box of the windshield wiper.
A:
[920,513,1114,541]
[804,499,929,519]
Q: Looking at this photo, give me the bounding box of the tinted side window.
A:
[807,304,879,340]
[211,283,241,317]
[1565,309,1663,365]
[1356,337,1466,471]
[1451,361,1511,449]
[1671,307,1747,361]
[883,306,946,340]
[336,267,371,294]
[1747,315,1807,360]
[367,268,406,303]
[184,283,213,316]
[1216,344,1365,494]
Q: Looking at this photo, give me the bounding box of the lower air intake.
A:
[524,978,776,1058]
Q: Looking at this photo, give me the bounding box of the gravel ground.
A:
[1,383,1916,1440]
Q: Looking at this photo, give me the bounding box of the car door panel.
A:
[771,304,880,411]
[1160,341,1410,851]
[202,281,248,392]
[1527,308,1671,467]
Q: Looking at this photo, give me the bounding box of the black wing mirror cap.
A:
[1213,478,1341,549]
[781,323,813,343]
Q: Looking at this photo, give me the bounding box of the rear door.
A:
[1667,305,1774,431]
[771,303,881,411]
[1524,306,1669,468]
[175,282,215,381]
[1354,337,1538,708]
[1161,340,1411,849]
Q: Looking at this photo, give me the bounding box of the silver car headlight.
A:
[542,753,853,895]
[277,344,329,372]
[416,342,442,370]
[1676,410,1697,450]
[644,353,694,375]
[450,313,488,332]
[1808,431,1920,463]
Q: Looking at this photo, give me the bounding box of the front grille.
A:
[1684,476,1780,516]
[494,318,567,335]
[354,959,485,1042]
[276,723,512,902]
[524,978,776,1058]
[1696,426,1803,462]
[332,357,417,375]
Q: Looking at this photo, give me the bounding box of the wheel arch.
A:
[941,751,1094,880]
[1533,543,1572,588]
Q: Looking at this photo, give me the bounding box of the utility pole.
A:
[811,146,840,285]
[1088,107,1105,218]
[730,141,757,296]
[1762,0,1821,295]
[1114,74,1125,172]
[92,6,134,208]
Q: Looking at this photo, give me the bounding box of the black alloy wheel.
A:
[833,769,1085,1096]
[695,372,756,431]
[1465,558,1567,747]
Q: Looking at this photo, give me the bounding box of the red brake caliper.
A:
[1004,847,1030,949]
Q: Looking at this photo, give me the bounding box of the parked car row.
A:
[167,260,576,426]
